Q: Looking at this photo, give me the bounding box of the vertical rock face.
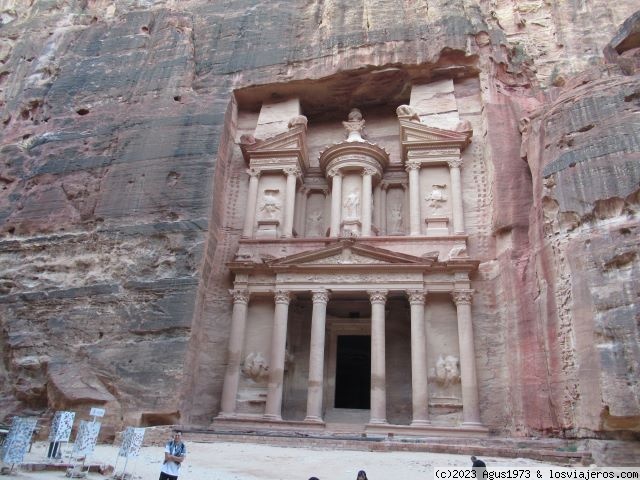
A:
[0,0,638,437]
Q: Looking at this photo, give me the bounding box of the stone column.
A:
[242,168,261,238]
[298,187,309,237]
[373,184,381,232]
[264,290,292,420]
[452,289,481,425]
[448,158,465,234]
[328,168,343,237]
[407,290,430,426]
[380,182,387,235]
[282,166,299,238]
[406,161,422,236]
[368,290,388,424]
[361,167,375,236]
[305,289,330,422]
[219,289,250,416]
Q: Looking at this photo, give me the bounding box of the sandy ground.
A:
[6,440,563,480]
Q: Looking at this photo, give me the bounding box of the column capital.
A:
[274,290,292,304]
[283,166,301,177]
[362,167,377,177]
[447,158,463,169]
[246,168,261,178]
[327,167,343,178]
[311,289,330,304]
[405,160,421,172]
[367,290,388,304]
[451,289,473,305]
[229,289,250,305]
[406,290,426,305]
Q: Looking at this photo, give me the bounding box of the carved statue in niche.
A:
[389,203,404,233]
[448,245,468,259]
[306,209,324,236]
[342,108,366,141]
[425,184,447,212]
[343,190,360,219]
[259,189,281,219]
[242,352,269,382]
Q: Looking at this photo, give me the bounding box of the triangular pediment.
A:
[268,240,436,267]
[399,118,471,156]
[240,125,308,168]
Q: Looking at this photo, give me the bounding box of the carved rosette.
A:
[274,290,292,304]
[367,290,388,304]
[451,289,473,306]
[405,160,421,172]
[447,158,463,169]
[230,289,250,305]
[311,289,330,304]
[406,290,426,305]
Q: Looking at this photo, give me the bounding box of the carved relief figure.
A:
[259,189,281,219]
[396,104,420,121]
[433,355,461,387]
[242,352,269,382]
[389,204,403,233]
[343,190,360,219]
[425,184,447,212]
[307,209,324,236]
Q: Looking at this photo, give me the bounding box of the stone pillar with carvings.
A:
[373,184,381,232]
[452,289,481,425]
[219,289,250,416]
[329,168,343,237]
[368,290,388,424]
[242,169,261,238]
[448,158,465,234]
[407,290,430,426]
[282,167,299,238]
[361,167,375,236]
[305,289,330,422]
[264,290,292,420]
[406,161,422,236]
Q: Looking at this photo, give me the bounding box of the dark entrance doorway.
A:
[334,335,371,409]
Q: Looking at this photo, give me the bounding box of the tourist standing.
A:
[159,431,186,480]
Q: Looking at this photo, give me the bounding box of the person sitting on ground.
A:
[357,470,368,480]
[471,456,486,467]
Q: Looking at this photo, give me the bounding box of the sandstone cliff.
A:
[0,0,638,439]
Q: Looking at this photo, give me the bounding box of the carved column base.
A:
[341,219,361,236]
[262,413,283,421]
[303,415,324,423]
[256,219,280,238]
[425,216,449,235]
[410,419,432,427]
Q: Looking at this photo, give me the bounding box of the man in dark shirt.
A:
[471,456,486,478]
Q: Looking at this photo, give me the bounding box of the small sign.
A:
[89,407,105,417]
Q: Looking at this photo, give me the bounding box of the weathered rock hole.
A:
[173,95,181,102]
[141,26,149,33]
[22,133,32,140]
[140,411,180,427]
[619,227,631,235]
[166,171,180,186]
[76,108,90,116]
[603,251,637,271]
[624,90,640,102]
[577,124,594,133]
[98,331,103,339]
[594,197,625,220]
[558,211,581,231]
[7,226,15,234]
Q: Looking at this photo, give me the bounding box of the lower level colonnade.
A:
[218,287,482,429]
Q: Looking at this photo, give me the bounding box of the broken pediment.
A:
[399,118,472,159]
[240,122,309,170]
[267,240,437,268]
